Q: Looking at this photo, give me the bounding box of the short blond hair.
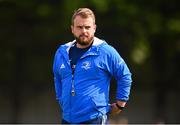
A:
[71,8,96,25]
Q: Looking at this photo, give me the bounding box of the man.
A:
[53,8,132,124]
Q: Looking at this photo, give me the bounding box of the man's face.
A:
[71,15,96,48]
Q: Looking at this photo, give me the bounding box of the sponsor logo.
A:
[60,63,65,69]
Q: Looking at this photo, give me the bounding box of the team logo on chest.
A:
[81,61,91,70]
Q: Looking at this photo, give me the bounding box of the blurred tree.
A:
[0,0,179,123]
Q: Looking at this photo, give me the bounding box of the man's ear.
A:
[94,24,97,33]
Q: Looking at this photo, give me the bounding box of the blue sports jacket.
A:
[53,37,132,123]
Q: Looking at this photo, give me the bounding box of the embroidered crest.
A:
[81,61,91,70]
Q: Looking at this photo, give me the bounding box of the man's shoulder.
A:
[93,37,113,50]
[100,42,118,54]
[57,40,75,50]
[98,41,123,61]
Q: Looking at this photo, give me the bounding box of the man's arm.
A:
[106,47,132,115]
[110,60,132,115]
[53,50,62,102]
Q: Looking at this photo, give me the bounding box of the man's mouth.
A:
[80,35,88,38]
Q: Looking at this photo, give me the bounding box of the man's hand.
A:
[109,100,126,115]
[109,103,122,115]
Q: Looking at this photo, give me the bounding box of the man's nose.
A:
[82,27,87,33]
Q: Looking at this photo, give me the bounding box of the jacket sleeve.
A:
[106,46,132,102]
[53,50,62,102]
[114,60,132,101]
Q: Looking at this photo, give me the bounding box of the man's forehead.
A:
[74,16,94,24]
[74,22,94,28]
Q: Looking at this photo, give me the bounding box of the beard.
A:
[74,34,94,46]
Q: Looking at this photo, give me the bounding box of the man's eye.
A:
[85,26,90,29]
[78,26,83,29]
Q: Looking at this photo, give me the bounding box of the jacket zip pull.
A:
[71,76,75,96]
[71,88,75,96]
[71,65,76,96]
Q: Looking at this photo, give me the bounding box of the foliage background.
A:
[0,0,179,123]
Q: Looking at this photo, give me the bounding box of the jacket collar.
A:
[92,37,104,46]
[59,37,106,62]
[60,37,107,59]
[64,37,105,52]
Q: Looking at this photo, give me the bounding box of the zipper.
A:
[71,53,95,96]
[71,64,76,96]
